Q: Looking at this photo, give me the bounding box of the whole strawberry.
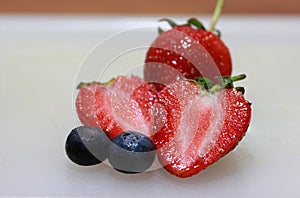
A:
[154,75,251,178]
[144,0,231,86]
[76,75,158,140]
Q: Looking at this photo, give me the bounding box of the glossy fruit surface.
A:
[145,25,232,85]
[65,126,110,166]
[108,131,155,174]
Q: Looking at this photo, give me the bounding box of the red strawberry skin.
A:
[154,81,251,178]
[76,75,158,140]
[145,26,232,85]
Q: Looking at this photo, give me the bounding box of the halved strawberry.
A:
[76,75,158,140]
[154,75,251,178]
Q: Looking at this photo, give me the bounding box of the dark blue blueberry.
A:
[108,131,155,174]
[65,126,110,166]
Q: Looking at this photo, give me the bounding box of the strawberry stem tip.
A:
[208,0,224,32]
[231,74,247,82]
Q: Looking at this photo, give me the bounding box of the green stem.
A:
[209,74,246,92]
[102,77,116,86]
[77,77,116,89]
[209,84,221,92]
[208,0,224,32]
[231,74,246,82]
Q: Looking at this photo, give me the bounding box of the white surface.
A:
[1,15,300,197]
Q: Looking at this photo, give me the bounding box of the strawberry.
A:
[76,75,158,140]
[154,74,251,178]
[144,0,231,85]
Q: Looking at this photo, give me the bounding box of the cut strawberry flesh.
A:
[109,76,157,139]
[76,75,251,178]
[155,81,251,177]
[76,75,158,140]
[76,84,105,128]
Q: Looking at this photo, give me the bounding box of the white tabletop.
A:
[0,15,300,197]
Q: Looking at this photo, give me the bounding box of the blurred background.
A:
[0,0,299,14]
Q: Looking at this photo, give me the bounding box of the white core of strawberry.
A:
[197,91,226,158]
[177,97,201,154]
[153,103,167,134]
[170,81,226,162]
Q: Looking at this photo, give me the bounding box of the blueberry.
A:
[108,131,155,174]
[65,126,110,166]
